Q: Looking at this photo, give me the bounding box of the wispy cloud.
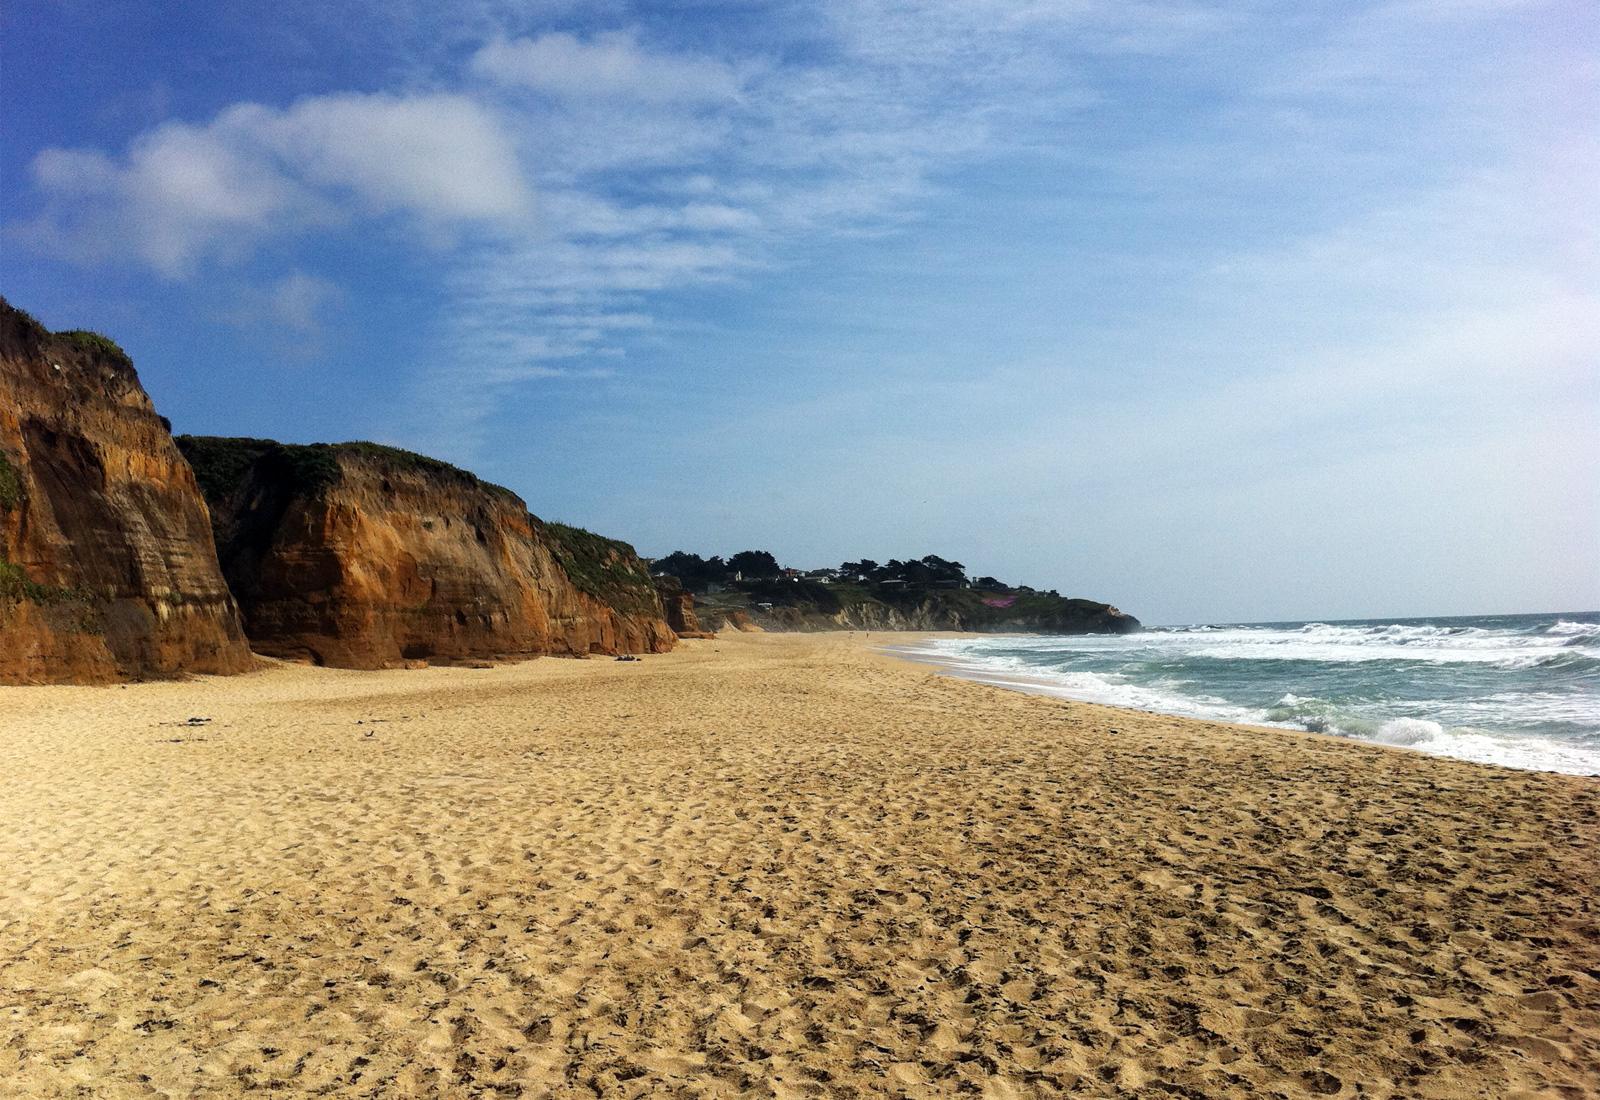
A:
[222,271,344,358]
[407,6,1133,451]
[472,31,746,103]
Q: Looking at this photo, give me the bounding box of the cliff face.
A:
[693,607,762,633]
[0,299,252,684]
[654,575,716,638]
[177,437,674,668]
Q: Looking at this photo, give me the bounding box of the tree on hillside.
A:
[653,551,702,576]
[919,554,966,583]
[839,559,881,580]
[652,551,731,592]
[727,549,781,579]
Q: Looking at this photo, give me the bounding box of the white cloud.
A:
[471,31,743,103]
[22,127,317,275]
[18,92,529,276]
[391,7,1222,457]
[248,94,531,222]
[534,191,762,238]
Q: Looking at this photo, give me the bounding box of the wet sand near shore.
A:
[1,632,1596,1097]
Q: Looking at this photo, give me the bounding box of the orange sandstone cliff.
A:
[654,575,716,638]
[0,299,253,684]
[176,436,676,668]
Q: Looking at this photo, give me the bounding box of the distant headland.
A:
[651,551,1139,635]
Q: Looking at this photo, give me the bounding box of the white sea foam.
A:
[1365,718,1600,774]
[918,662,1268,728]
[1403,691,1600,730]
[972,619,1600,669]
[1176,621,1596,668]
[899,616,1600,776]
[1372,717,1446,746]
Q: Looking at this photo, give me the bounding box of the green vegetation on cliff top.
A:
[55,330,133,370]
[1,300,50,344]
[2,298,135,372]
[177,436,518,503]
[177,437,295,503]
[540,521,661,616]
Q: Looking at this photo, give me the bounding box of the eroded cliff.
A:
[177,436,675,668]
[654,575,717,638]
[0,299,253,683]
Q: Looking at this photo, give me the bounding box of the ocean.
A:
[900,611,1600,776]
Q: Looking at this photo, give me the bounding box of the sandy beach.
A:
[1,631,1596,1098]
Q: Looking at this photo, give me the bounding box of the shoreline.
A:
[884,630,1600,779]
[3,631,1597,1096]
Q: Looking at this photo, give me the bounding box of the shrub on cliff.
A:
[1,301,50,346]
[177,435,521,507]
[333,442,518,498]
[0,300,134,373]
[740,577,843,613]
[0,452,22,512]
[177,437,287,504]
[54,330,134,371]
[0,556,90,609]
[541,521,661,616]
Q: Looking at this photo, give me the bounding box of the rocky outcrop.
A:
[177,436,675,668]
[696,607,762,633]
[0,299,253,684]
[654,575,717,638]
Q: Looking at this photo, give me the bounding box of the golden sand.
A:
[1,632,1596,1098]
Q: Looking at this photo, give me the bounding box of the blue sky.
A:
[4,0,1596,624]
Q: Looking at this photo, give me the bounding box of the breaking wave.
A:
[899,611,1600,776]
